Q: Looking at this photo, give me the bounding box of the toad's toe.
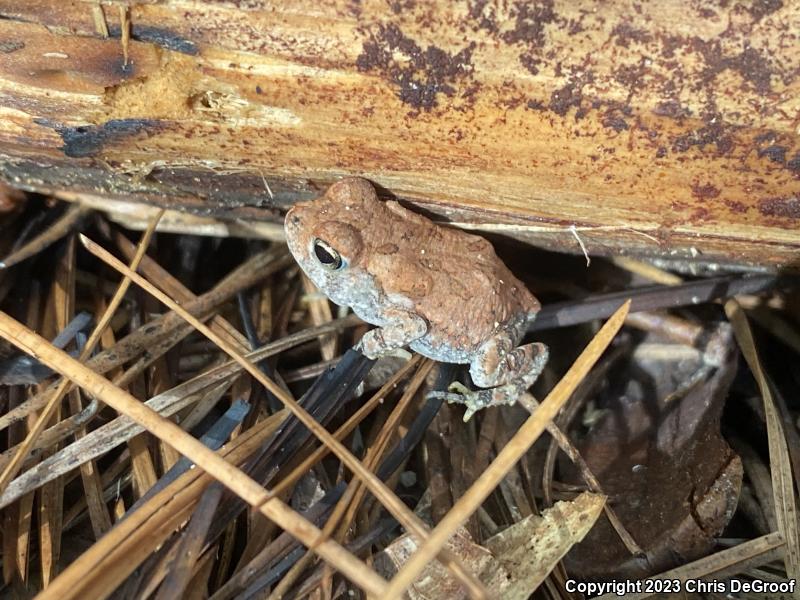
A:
[426,383,496,422]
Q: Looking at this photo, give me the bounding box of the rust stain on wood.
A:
[0,0,797,266]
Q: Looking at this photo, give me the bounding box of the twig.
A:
[0,210,163,496]
[519,394,642,555]
[383,300,630,597]
[0,312,388,596]
[79,234,489,598]
[0,204,88,269]
[595,532,785,600]
[92,2,109,37]
[725,300,800,595]
[531,274,783,331]
[119,5,130,66]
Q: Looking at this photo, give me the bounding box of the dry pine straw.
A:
[0,292,628,598]
[0,205,795,598]
[0,220,629,598]
[76,233,489,597]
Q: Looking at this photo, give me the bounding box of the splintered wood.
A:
[0,1,798,265]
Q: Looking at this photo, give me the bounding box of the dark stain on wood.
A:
[759,197,800,220]
[0,40,24,53]
[758,144,788,165]
[36,119,165,158]
[0,157,304,217]
[746,0,784,22]
[672,119,734,155]
[724,200,748,214]
[652,100,692,119]
[468,0,558,75]
[108,24,199,55]
[787,154,800,177]
[691,182,721,201]
[356,23,476,111]
[548,72,594,118]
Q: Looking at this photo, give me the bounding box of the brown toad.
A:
[284,177,547,420]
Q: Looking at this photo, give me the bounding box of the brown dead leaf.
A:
[564,322,742,578]
[486,492,606,600]
[376,492,605,599]
[375,527,509,600]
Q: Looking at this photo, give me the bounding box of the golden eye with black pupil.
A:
[313,238,343,270]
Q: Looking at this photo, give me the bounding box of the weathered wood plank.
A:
[0,1,798,266]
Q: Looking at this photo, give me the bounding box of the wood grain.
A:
[0,1,798,266]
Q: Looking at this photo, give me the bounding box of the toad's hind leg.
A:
[429,325,548,421]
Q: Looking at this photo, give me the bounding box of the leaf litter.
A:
[0,191,797,598]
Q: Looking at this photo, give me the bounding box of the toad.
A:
[284,177,548,420]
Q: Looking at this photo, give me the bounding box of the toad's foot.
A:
[426,381,510,422]
[427,341,549,421]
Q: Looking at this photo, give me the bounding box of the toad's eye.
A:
[312,238,343,270]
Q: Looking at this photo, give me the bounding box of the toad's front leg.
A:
[356,308,428,359]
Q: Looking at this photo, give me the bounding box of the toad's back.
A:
[284,177,541,365]
[363,199,540,360]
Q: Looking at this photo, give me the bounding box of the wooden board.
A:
[0,1,798,267]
